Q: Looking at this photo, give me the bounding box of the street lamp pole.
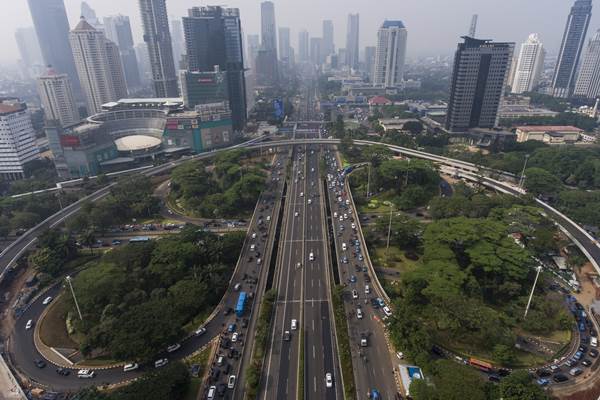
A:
[66,276,83,321]
[366,163,371,199]
[519,154,530,189]
[524,265,542,319]
[386,204,393,260]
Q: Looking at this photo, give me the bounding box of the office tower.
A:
[139,0,179,97]
[261,1,277,54]
[469,14,478,37]
[0,99,40,181]
[180,67,229,108]
[310,38,323,65]
[279,27,291,62]
[574,30,600,98]
[105,40,129,100]
[14,27,43,69]
[364,46,376,80]
[170,19,185,69]
[135,43,151,83]
[104,15,142,90]
[511,34,545,94]
[373,21,408,87]
[37,67,80,127]
[338,48,347,67]
[27,0,81,96]
[183,6,247,130]
[346,14,360,70]
[247,34,260,70]
[323,20,335,57]
[298,30,310,62]
[69,18,120,114]
[81,2,101,28]
[551,0,593,98]
[445,37,514,133]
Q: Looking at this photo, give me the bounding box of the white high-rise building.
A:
[69,17,120,115]
[511,34,545,94]
[37,67,80,127]
[0,99,40,181]
[373,21,407,87]
[574,30,600,98]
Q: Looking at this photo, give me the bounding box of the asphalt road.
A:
[8,154,287,393]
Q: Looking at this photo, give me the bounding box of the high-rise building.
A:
[446,37,514,133]
[103,15,141,90]
[279,27,291,62]
[37,67,80,127]
[511,34,545,94]
[14,27,43,69]
[0,99,40,181]
[310,38,323,65]
[298,30,310,62]
[551,0,593,98]
[139,0,179,97]
[180,67,229,108]
[183,6,247,130]
[338,48,347,67]
[134,43,151,83]
[247,34,260,70]
[364,46,376,80]
[346,13,360,70]
[574,30,600,98]
[69,18,121,114]
[322,20,335,57]
[81,1,101,28]
[27,0,81,96]
[373,21,408,87]
[170,18,185,70]
[261,1,277,54]
[105,40,129,100]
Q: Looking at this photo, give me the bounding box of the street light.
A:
[385,203,393,261]
[519,154,530,189]
[66,275,83,321]
[524,265,543,319]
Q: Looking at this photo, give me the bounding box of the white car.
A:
[343,214,348,220]
[383,306,392,317]
[195,326,207,336]
[25,319,33,330]
[166,343,181,353]
[309,252,314,261]
[300,192,304,197]
[308,199,312,205]
[351,223,356,230]
[77,369,95,379]
[352,290,358,299]
[251,233,257,239]
[207,385,217,400]
[123,363,139,372]
[356,308,363,319]
[228,375,236,389]
[365,285,370,294]
[42,296,53,305]
[325,372,333,388]
[232,332,239,342]
[295,211,299,217]
[154,358,168,368]
[291,319,297,330]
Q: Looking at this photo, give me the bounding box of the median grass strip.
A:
[332,285,356,399]
[298,332,304,400]
[245,289,277,399]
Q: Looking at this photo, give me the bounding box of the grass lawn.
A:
[39,295,78,349]
[372,246,422,274]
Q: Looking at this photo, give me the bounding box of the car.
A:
[537,369,551,377]
[195,326,207,336]
[295,211,299,217]
[154,358,168,368]
[207,385,217,400]
[351,223,356,230]
[582,359,592,367]
[77,369,95,379]
[291,319,298,330]
[241,319,248,328]
[34,359,46,368]
[574,351,583,360]
[111,240,121,246]
[549,365,561,373]
[123,363,139,372]
[25,319,33,330]
[365,285,370,294]
[396,352,404,359]
[56,367,70,376]
[342,257,349,264]
[553,374,569,383]
[257,258,262,265]
[283,331,291,341]
[569,368,583,377]
[217,383,227,396]
[350,275,356,283]
[309,252,314,261]
[308,199,312,205]
[232,332,239,342]
[228,324,236,333]
[325,372,333,388]
[488,374,501,382]
[42,296,53,305]
[342,243,347,251]
[590,349,599,358]
[358,254,364,261]
[300,192,304,197]
[376,298,385,307]
[536,378,550,386]
[223,307,233,316]
[383,306,392,317]
[356,308,363,319]
[352,290,358,299]
[370,298,380,308]
[228,375,236,389]
[360,334,368,347]
[167,343,181,353]
[251,233,257,239]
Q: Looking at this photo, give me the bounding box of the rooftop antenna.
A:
[469,14,478,37]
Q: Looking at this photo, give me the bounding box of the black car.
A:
[497,368,511,377]
[579,345,588,353]
[536,369,552,378]
[241,319,248,328]
[217,383,227,396]
[488,374,501,382]
[553,374,569,383]
[590,349,599,358]
[56,367,70,376]
[34,359,46,368]
[370,298,379,308]
[582,359,592,367]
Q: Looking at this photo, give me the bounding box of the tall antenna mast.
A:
[469,14,478,37]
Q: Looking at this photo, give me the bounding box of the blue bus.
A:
[236,292,247,317]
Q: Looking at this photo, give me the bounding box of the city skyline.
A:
[4,0,600,66]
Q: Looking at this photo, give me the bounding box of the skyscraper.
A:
[574,30,600,98]
[446,37,514,133]
[373,21,408,87]
[105,40,129,100]
[279,27,291,63]
[81,1,101,28]
[14,27,43,69]
[0,99,40,181]
[37,67,80,127]
[511,34,545,94]
[551,0,593,98]
[310,38,323,66]
[27,0,81,96]
[298,30,310,62]
[183,6,247,130]
[322,20,335,57]
[346,14,360,70]
[364,46,376,80]
[139,0,179,97]
[261,1,277,54]
[246,34,260,70]
[104,15,142,90]
[69,18,122,114]
[170,18,185,69]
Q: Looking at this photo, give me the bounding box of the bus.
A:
[468,358,493,372]
[235,292,247,317]
[129,236,151,243]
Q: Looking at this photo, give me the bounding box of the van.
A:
[309,252,314,261]
[592,337,598,347]
[234,283,241,291]
[207,386,217,399]
[342,243,347,251]
[356,309,363,319]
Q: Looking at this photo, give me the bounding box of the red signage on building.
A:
[60,135,80,147]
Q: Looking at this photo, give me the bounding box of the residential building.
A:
[298,30,310,62]
[27,0,81,96]
[37,67,80,127]
[0,99,40,181]
[69,17,121,114]
[104,15,142,90]
[105,40,129,100]
[261,1,277,54]
[445,37,514,133]
[279,27,291,63]
[511,34,545,94]
[346,14,360,70]
[373,20,408,87]
[551,0,592,98]
[574,30,600,98]
[323,20,335,57]
[139,0,179,97]
[183,6,247,130]
[515,125,583,143]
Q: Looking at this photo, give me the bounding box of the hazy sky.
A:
[3,0,600,65]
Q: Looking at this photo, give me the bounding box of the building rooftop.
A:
[0,104,23,115]
[516,125,583,133]
[114,135,162,152]
[73,17,96,31]
[382,20,405,29]
[369,96,392,105]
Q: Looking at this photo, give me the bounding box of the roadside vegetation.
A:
[331,285,355,400]
[169,149,267,218]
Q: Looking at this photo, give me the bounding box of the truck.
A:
[235,292,247,317]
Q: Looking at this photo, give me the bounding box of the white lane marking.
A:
[314,376,317,392]
[312,319,315,331]
[313,345,316,359]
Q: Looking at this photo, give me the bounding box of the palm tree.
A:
[81,229,96,255]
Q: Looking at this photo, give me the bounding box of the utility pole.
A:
[66,275,83,321]
[386,204,393,260]
[519,154,530,189]
[524,265,543,318]
[366,163,371,198]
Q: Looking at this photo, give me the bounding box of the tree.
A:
[10,211,39,230]
[404,120,424,135]
[81,229,97,254]
[523,167,562,196]
[0,216,10,238]
[492,343,515,366]
[498,370,550,400]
